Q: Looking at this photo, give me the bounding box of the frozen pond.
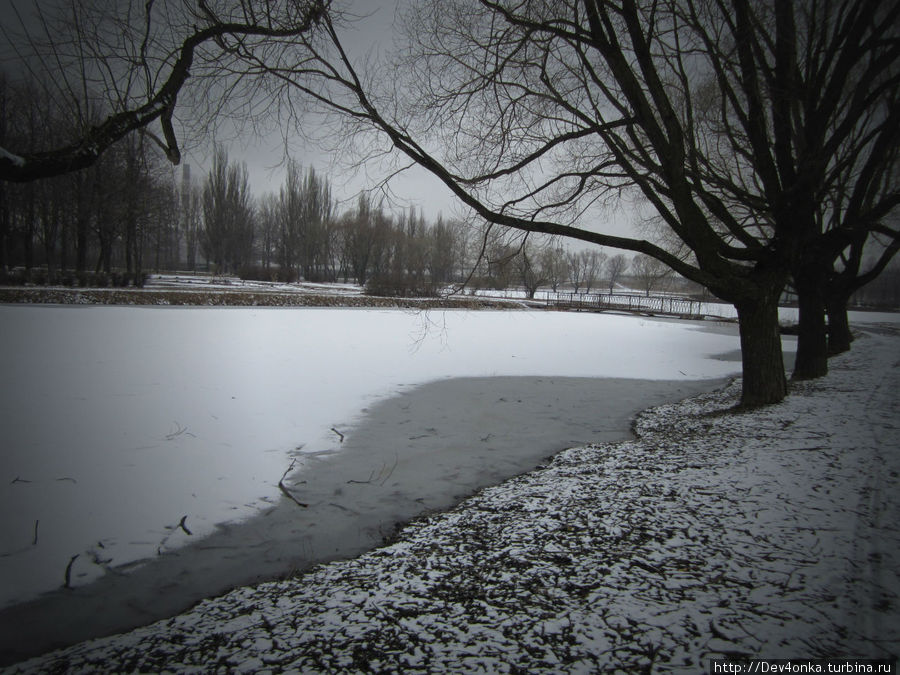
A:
[1,304,772,609]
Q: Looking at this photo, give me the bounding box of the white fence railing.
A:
[539,291,711,318]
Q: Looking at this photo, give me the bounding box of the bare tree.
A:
[341,194,382,286]
[849,253,900,310]
[335,0,896,402]
[580,250,606,294]
[270,0,822,405]
[517,243,546,299]
[428,215,460,285]
[0,72,8,271]
[567,250,585,294]
[541,245,569,292]
[255,192,279,273]
[179,166,203,272]
[631,254,673,297]
[298,167,334,281]
[569,249,605,294]
[202,147,254,273]
[813,133,900,358]
[756,3,900,378]
[605,254,628,295]
[0,1,330,182]
[825,218,900,354]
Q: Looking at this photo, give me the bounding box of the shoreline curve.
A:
[0,375,725,666]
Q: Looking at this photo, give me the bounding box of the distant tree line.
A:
[0,73,183,285]
[0,78,662,298]
[4,67,897,306]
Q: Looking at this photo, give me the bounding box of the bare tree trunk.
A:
[735,293,788,407]
[0,182,9,273]
[793,265,829,379]
[42,241,55,283]
[75,180,90,273]
[59,210,69,274]
[134,224,144,286]
[96,235,113,274]
[125,221,134,276]
[826,293,853,355]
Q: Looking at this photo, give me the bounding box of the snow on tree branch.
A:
[0,146,25,168]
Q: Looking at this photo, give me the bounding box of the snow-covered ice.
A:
[4,318,897,673]
[1,306,751,611]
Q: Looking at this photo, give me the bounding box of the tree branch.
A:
[0,1,329,182]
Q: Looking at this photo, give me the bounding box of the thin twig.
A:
[165,422,195,441]
[64,554,79,589]
[347,455,400,487]
[331,427,345,443]
[177,515,193,536]
[347,466,378,484]
[89,550,113,566]
[32,519,39,546]
[378,454,399,487]
[279,459,308,508]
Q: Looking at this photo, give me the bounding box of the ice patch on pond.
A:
[0,304,833,607]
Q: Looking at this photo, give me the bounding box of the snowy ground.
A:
[5,322,898,673]
[140,274,792,321]
[1,307,747,612]
[142,274,795,322]
[0,375,722,664]
[145,274,365,297]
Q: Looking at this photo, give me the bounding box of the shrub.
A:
[0,268,148,288]
[365,273,438,298]
[26,268,48,286]
[0,268,27,285]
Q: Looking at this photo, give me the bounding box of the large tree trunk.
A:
[0,183,8,273]
[96,236,113,274]
[43,236,56,284]
[75,213,89,273]
[24,185,35,270]
[735,293,788,407]
[792,266,829,379]
[826,293,854,355]
[125,227,134,276]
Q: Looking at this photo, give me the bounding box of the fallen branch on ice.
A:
[165,422,196,441]
[63,554,79,589]
[157,514,196,554]
[347,454,399,487]
[279,459,308,508]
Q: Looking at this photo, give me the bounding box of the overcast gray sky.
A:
[214,0,463,221]
[0,0,633,235]
[0,0,460,219]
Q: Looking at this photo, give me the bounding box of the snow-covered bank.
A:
[7,328,898,673]
[0,307,748,609]
[0,376,721,664]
